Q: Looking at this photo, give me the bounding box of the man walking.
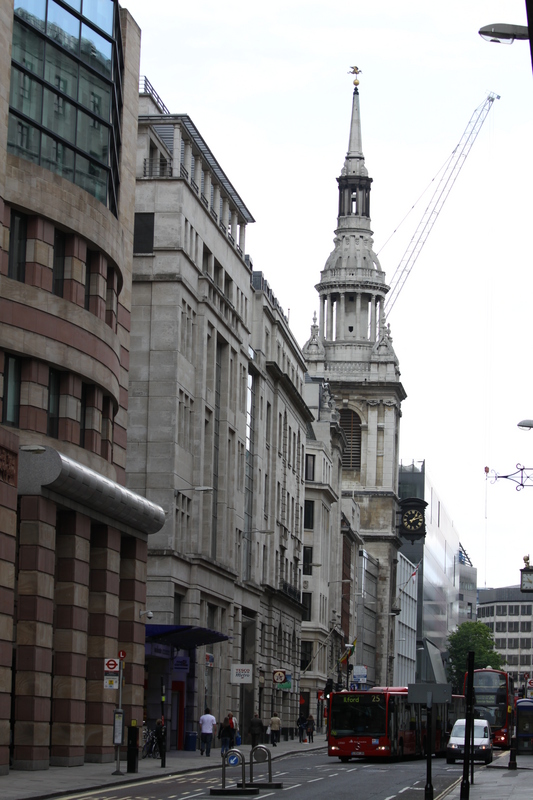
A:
[199,707,217,756]
[248,713,264,749]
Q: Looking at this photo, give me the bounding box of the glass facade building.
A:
[8,0,123,214]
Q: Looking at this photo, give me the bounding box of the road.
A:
[53,748,504,800]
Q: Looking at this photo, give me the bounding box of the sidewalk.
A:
[440,750,533,800]
[0,739,326,800]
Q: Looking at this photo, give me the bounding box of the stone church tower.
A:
[303,74,406,686]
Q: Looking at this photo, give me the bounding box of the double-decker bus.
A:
[466,669,515,748]
[327,687,464,761]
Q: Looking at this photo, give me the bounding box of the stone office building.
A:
[0,0,164,774]
[128,83,311,745]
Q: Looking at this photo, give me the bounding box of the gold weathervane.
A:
[348,66,362,87]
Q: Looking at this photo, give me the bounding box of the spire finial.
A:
[348,65,362,87]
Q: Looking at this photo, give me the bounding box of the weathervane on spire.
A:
[348,66,362,86]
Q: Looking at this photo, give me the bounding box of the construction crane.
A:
[384,92,500,315]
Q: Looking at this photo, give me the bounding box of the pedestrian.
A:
[297,713,307,743]
[199,707,217,756]
[218,716,233,756]
[306,714,315,743]
[269,711,281,746]
[229,712,240,745]
[249,712,264,749]
[155,718,165,756]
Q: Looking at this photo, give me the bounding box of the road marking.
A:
[283,784,302,790]
[346,768,358,772]
[308,778,324,783]
[399,788,410,794]
[384,795,396,800]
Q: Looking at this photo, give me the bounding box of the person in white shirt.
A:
[199,707,217,756]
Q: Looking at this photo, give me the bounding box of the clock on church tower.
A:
[399,497,428,543]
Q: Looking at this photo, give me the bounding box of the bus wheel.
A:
[340,757,349,763]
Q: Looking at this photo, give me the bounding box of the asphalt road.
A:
[52,748,501,800]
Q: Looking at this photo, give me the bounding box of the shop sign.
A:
[231,664,253,684]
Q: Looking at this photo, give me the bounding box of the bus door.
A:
[388,696,397,755]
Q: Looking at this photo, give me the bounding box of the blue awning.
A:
[145,624,229,650]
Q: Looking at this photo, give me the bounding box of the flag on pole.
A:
[339,637,357,665]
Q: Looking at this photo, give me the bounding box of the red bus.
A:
[327,687,465,761]
[466,669,515,749]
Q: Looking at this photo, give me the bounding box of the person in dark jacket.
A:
[248,713,264,749]
[306,714,315,743]
[218,716,234,756]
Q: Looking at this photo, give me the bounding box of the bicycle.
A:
[142,729,160,758]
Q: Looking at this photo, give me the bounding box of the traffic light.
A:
[325,678,334,699]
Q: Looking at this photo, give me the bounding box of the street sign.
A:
[527,679,533,689]
[408,683,452,704]
[105,658,119,673]
[118,650,126,660]
[273,669,286,684]
[104,676,119,689]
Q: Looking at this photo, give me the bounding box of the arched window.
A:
[339,409,362,470]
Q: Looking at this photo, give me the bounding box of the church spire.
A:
[303,68,399,375]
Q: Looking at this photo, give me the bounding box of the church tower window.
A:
[339,409,361,470]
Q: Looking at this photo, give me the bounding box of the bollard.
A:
[508,737,517,770]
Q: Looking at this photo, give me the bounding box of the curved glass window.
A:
[83,0,114,35]
[9,0,122,214]
[47,1,80,56]
[80,22,112,78]
[14,0,46,32]
[45,44,78,99]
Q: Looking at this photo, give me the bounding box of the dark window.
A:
[508,638,519,649]
[521,654,532,666]
[508,622,519,633]
[300,640,312,671]
[496,605,507,616]
[522,605,532,615]
[133,212,154,254]
[496,622,507,632]
[303,546,313,575]
[339,409,362,470]
[302,593,312,622]
[520,638,532,649]
[53,229,65,297]
[47,368,60,438]
[8,211,27,282]
[304,500,314,530]
[521,621,532,632]
[2,356,22,426]
[509,605,520,616]
[305,453,315,481]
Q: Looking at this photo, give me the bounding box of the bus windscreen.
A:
[330,693,386,737]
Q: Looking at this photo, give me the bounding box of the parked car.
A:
[446,718,493,765]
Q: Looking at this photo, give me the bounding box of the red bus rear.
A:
[466,669,515,748]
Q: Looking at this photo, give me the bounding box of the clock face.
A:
[521,570,533,591]
[402,508,424,532]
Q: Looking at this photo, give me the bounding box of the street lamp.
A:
[478,23,529,44]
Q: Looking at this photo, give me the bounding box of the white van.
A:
[446,718,493,765]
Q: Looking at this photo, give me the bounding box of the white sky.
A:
[123,0,533,590]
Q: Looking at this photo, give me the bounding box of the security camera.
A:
[147,610,153,620]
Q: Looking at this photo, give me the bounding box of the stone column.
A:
[105,266,118,333]
[355,293,361,338]
[183,141,192,180]
[326,295,334,341]
[172,124,182,177]
[238,223,246,255]
[318,295,325,338]
[212,184,221,220]
[230,211,238,243]
[338,294,346,340]
[370,295,376,342]
[13,496,57,770]
[18,359,48,434]
[58,373,82,445]
[0,429,18,775]
[51,512,91,766]
[63,235,87,307]
[203,170,212,208]
[193,155,202,192]
[25,217,54,292]
[85,525,121,763]
[119,537,148,732]
[88,253,107,322]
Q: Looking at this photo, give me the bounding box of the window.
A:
[339,409,362,470]
[305,453,315,482]
[304,500,314,530]
[303,546,313,575]
[509,605,520,616]
[485,622,494,632]
[495,638,506,649]
[521,621,532,633]
[496,605,507,616]
[522,605,532,615]
[508,622,519,633]
[266,402,271,445]
[300,640,312,671]
[47,369,60,438]
[507,655,519,666]
[53,229,65,297]
[520,655,532,666]
[496,622,507,632]
[302,593,312,622]
[133,212,154,254]
[2,356,22,426]
[520,638,532,649]
[508,638,519,649]
[8,211,27,282]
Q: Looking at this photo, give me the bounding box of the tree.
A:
[446,621,505,693]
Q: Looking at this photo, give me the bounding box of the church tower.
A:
[303,70,406,686]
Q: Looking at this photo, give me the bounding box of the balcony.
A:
[280,580,301,603]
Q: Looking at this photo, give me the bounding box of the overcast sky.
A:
[123,0,533,590]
